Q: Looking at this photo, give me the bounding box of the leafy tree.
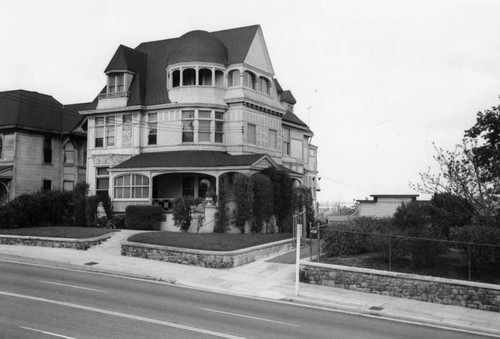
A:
[251,173,274,233]
[233,174,253,233]
[293,186,315,230]
[261,167,294,232]
[429,192,474,236]
[214,174,230,233]
[172,196,203,232]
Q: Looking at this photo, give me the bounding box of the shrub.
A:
[86,195,101,227]
[393,201,447,267]
[73,182,89,227]
[111,213,126,229]
[322,223,368,257]
[172,196,204,232]
[450,225,500,273]
[261,167,294,233]
[125,205,162,230]
[233,174,253,233]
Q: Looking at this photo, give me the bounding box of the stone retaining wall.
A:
[122,238,294,268]
[300,261,500,312]
[0,234,112,250]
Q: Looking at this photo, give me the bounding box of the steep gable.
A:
[244,26,274,74]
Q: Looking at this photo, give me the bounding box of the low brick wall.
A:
[0,234,112,250]
[122,238,294,269]
[300,261,500,312]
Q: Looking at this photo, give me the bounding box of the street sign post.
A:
[295,224,302,296]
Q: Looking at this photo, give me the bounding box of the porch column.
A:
[215,174,219,204]
[149,172,153,204]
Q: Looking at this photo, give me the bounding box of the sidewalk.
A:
[1,231,499,337]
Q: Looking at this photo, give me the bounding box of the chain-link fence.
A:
[312,224,500,284]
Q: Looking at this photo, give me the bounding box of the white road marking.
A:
[20,326,76,339]
[39,280,106,293]
[201,307,300,327]
[1,291,246,339]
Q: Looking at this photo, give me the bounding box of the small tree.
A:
[262,167,294,232]
[214,175,230,233]
[251,173,274,233]
[233,174,253,233]
[172,196,203,232]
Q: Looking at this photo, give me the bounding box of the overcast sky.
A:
[2,0,500,205]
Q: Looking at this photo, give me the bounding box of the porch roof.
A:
[112,151,268,169]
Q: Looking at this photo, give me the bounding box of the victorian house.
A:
[80,25,319,231]
[0,90,87,205]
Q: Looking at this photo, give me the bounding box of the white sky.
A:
[2,0,500,205]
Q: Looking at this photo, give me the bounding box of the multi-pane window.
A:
[198,110,211,142]
[182,110,195,142]
[247,124,256,145]
[215,112,224,143]
[148,113,158,145]
[283,128,290,155]
[95,116,115,148]
[108,73,124,93]
[43,136,52,164]
[64,143,75,164]
[106,116,115,146]
[123,114,132,125]
[96,167,109,198]
[269,129,277,150]
[114,174,149,199]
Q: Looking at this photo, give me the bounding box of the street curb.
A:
[1,254,499,338]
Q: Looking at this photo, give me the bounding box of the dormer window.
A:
[108,73,125,94]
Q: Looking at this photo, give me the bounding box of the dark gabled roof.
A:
[113,151,267,169]
[106,25,261,106]
[0,90,80,134]
[280,90,296,105]
[282,111,312,133]
[274,79,283,94]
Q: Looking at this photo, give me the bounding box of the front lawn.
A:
[0,227,118,239]
[128,232,293,251]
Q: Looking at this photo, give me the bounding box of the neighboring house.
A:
[79,25,319,231]
[0,90,88,205]
[357,194,419,217]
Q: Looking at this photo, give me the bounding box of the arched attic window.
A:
[215,70,224,87]
[199,68,212,86]
[259,77,270,95]
[228,70,240,87]
[172,70,180,87]
[243,71,256,90]
[182,68,196,86]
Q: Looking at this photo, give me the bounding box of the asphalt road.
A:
[0,260,491,339]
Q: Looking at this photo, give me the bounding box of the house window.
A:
[123,114,132,125]
[43,180,51,191]
[215,70,224,87]
[63,181,74,191]
[182,68,196,86]
[64,143,75,164]
[247,124,256,145]
[198,110,211,142]
[172,70,180,87]
[0,137,3,159]
[108,73,125,93]
[199,68,212,86]
[260,77,270,95]
[215,112,224,143]
[283,128,290,156]
[269,129,277,150]
[114,174,149,199]
[148,113,158,145]
[243,71,256,90]
[96,167,109,198]
[228,70,240,87]
[182,176,194,196]
[182,110,195,142]
[43,136,52,164]
[95,116,115,148]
